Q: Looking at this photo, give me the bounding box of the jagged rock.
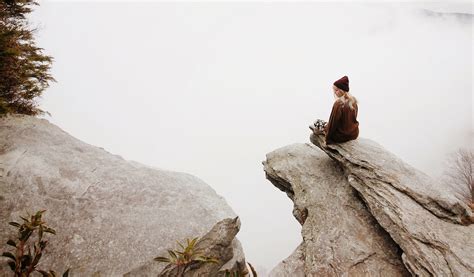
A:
[0,115,245,276]
[125,217,247,276]
[310,133,474,276]
[268,243,305,277]
[263,143,409,276]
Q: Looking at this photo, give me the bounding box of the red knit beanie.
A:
[333,75,349,92]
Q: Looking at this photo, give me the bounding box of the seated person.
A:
[322,75,359,145]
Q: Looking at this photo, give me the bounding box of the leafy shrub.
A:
[2,210,69,276]
[154,237,219,276]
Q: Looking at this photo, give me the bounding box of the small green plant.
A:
[154,237,219,276]
[2,210,70,276]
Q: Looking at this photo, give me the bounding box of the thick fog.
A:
[30,1,472,274]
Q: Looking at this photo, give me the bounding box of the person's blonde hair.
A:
[334,88,358,110]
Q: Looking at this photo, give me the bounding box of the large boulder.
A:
[310,133,474,276]
[263,143,409,276]
[0,115,245,276]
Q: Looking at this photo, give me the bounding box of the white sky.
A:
[30,1,472,275]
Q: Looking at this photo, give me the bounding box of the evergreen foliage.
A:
[0,0,54,116]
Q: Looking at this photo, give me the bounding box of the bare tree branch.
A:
[443,148,474,206]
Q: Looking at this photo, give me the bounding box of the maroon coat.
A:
[324,99,359,144]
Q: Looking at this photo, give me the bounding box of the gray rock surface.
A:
[126,217,247,276]
[267,243,305,277]
[263,143,409,276]
[0,115,245,276]
[310,133,474,276]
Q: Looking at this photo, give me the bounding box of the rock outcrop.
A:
[263,132,473,276]
[267,243,305,277]
[310,133,473,276]
[0,115,245,276]
[263,143,409,276]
